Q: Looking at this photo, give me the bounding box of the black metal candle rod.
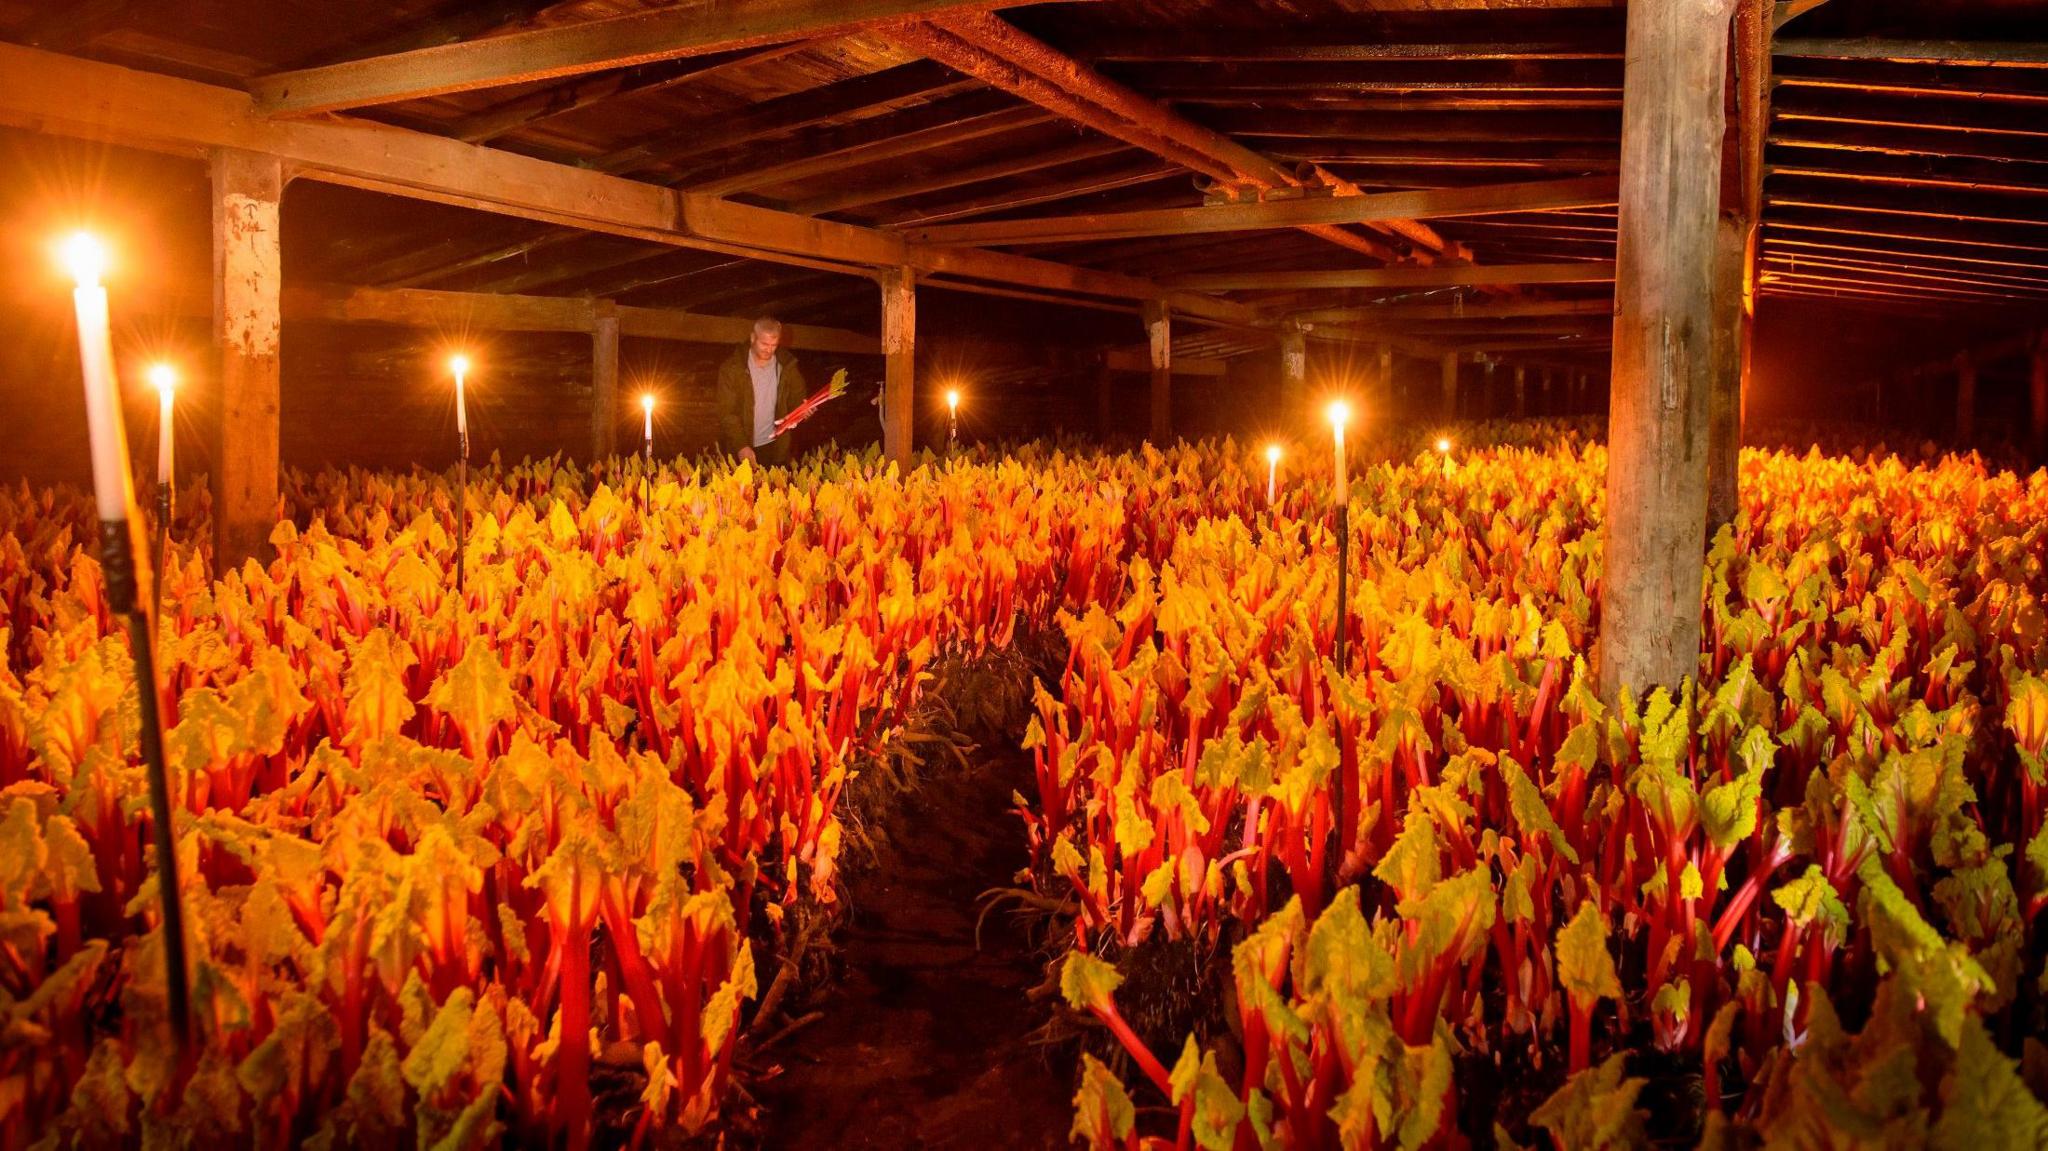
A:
[456,430,468,593]
[1333,502,1351,672]
[100,516,191,1050]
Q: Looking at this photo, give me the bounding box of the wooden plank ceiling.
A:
[1,0,2039,365]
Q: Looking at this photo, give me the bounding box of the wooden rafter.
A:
[0,42,1254,327]
[445,44,807,144]
[904,175,1619,247]
[790,138,1130,217]
[250,0,1077,116]
[1164,262,1615,292]
[680,96,1047,195]
[281,282,882,352]
[1772,39,2048,66]
[590,61,970,177]
[887,15,1448,264]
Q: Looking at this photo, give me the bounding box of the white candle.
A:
[62,234,130,523]
[947,389,959,419]
[449,354,470,440]
[641,393,655,455]
[148,364,176,485]
[1265,443,1281,506]
[1327,400,1352,509]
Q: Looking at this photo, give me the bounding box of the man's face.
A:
[751,329,781,362]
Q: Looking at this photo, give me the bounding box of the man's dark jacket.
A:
[714,345,807,466]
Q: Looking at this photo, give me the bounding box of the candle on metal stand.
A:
[946,387,960,450]
[449,354,471,592]
[60,232,191,1050]
[147,363,177,611]
[1326,398,1353,669]
[641,392,655,463]
[1435,436,1453,478]
[1265,442,1282,507]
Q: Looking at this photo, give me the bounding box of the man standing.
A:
[716,317,808,466]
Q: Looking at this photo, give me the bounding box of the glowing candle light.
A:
[641,392,656,461]
[58,231,190,1048]
[148,363,177,486]
[1265,442,1282,506]
[61,232,128,522]
[449,353,471,444]
[946,387,961,448]
[1436,436,1451,455]
[1327,399,1352,508]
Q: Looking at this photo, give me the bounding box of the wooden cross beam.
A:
[888,13,1458,265]
[903,175,1620,247]
[1165,262,1616,292]
[0,42,1254,328]
[250,0,1086,116]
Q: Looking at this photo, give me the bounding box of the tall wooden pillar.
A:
[591,299,619,462]
[209,149,284,571]
[1439,352,1459,420]
[1280,321,1308,424]
[1707,214,1745,535]
[2031,332,2048,464]
[881,267,915,467]
[1597,0,1736,704]
[1143,301,1171,444]
[1954,351,1977,444]
[1513,365,1528,418]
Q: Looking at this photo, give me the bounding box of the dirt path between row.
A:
[752,745,1073,1150]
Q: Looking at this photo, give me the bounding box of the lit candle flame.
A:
[641,393,655,414]
[448,353,471,379]
[946,388,960,411]
[1265,443,1282,466]
[59,231,109,289]
[1326,399,1352,429]
[1435,437,1451,454]
[148,363,177,399]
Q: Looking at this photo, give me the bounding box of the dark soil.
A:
[751,744,1074,1150]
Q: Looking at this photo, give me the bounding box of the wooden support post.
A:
[209,149,283,571]
[881,266,915,467]
[1280,320,1308,425]
[1597,0,1736,704]
[1514,365,1528,418]
[1540,367,1555,415]
[2032,331,2048,464]
[1096,357,1114,441]
[591,299,619,462]
[1707,214,1745,535]
[1440,351,1459,420]
[1144,300,1171,444]
[1954,350,1976,444]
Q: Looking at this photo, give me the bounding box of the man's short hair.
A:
[752,316,783,337]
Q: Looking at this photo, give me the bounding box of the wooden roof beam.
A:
[789,137,1130,217]
[1294,299,1612,323]
[591,60,972,177]
[887,15,1445,265]
[1773,39,2048,67]
[285,282,882,352]
[446,44,807,143]
[1165,262,1615,292]
[905,175,1619,246]
[251,0,1087,116]
[0,42,1253,328]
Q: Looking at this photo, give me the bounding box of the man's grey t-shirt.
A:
[749,355,780,448]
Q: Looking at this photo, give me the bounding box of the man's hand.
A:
[740,446,757,464]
